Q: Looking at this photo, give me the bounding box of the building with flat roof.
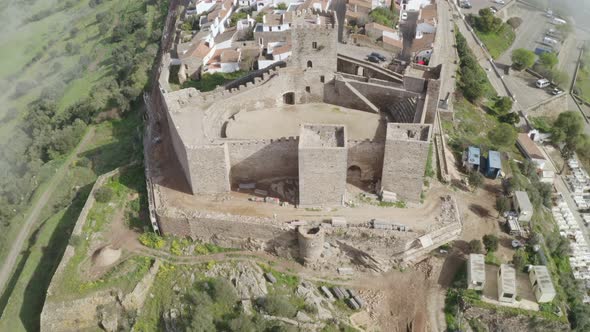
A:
[517,133,546,170]
[486,150,501,179]
[498,264,517,303]
[529,265,556,303]
[463,146,480,172]
[513,191,533,223]
[467,254,486,290]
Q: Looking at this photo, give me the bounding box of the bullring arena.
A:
[146,8,462,271]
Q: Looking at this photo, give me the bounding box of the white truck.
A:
[551,17,567,25]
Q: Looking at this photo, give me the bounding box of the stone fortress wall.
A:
[157,7,439,206]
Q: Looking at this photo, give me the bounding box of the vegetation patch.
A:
[455,28,497,102]
[468,9,515,59]
[180,71,249,92]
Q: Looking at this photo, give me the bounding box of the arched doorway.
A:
[347,165,362,185]
[283,92,295,105]
[356,65,364,76]
[307,60,313,68]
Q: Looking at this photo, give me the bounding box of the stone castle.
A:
[158,8,441,206]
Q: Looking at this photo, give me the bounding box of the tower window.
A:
[312,41,317,49]
[305,86,311,93]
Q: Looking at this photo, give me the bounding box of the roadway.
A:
[430,0,458,108]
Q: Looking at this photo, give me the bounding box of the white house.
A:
[258,42,291,68]
[498,264,517,303]
[517,133,547,170]
[236,14,256,30]
[188,0,216,15]
[513,191,534,223]
[467,254,486,291]
[206,48,242,73]
[529,265,556,303]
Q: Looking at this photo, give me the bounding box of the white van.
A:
[536,79,550,88]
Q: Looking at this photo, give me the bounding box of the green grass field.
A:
[575,56,590,103]
[475,24,516,59]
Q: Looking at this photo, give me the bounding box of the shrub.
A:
[468,171,484,190]
[94,186,113,203]
[506,17,523,30]
[368,7,397,27]
[209,279,238,308]
[469,239,482,254]
[488,122,517,148]
[229,313,257,332]
[263,294,297,317]
[483,234,499,252]
[69,235,82,247]
[138,232,165,249]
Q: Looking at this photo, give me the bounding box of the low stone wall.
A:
[524,92,568,119]
[41,165,152,332]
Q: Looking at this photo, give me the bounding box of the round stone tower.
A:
[297,225,325,265]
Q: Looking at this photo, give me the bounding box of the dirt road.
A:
[0,128,95,297]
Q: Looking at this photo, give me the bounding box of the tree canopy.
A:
[511,48,536,70]
[488,123,517,148]
[539,52,558,69]
[473,8,503,33]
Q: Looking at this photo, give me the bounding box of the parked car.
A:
[370,52,386,61]
[367,55,380,63]
[401,12,408,20]
[493,0,505,4]
[460,1,472,8]
[536,78,550,88]
[551,87,563,95]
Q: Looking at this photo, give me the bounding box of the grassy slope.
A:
[475,23,515,59]
[0,111,143,331]
[575,54,590,103]
[0,0,136,264]
[442,98,522,158]
[0,0,133,139]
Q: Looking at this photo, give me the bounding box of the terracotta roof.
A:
[215,27,236,43]
[345,10,365,19]
[410,33,434,52]
[192,41,211,57]
[365,22,396,33]
[273,43,291,54]
[220,49,241,62]
[420,4,437,21]
[348,0,372,8]
[517,133,546,161]
[383,34,403,48]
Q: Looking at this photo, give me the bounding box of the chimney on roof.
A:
[316,14,321,24]
[263,14,267,24]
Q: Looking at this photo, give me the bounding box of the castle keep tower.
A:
[298,124,347,206]
[381,123,431,203]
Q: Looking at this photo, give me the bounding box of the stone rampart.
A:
[227,137,300,184]
[381,124,431,202]
[347,139,385,181]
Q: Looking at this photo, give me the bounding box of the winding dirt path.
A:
[0,128,95,297]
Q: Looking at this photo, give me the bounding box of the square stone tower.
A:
[298,124,347,207]
[381,123,431,203]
